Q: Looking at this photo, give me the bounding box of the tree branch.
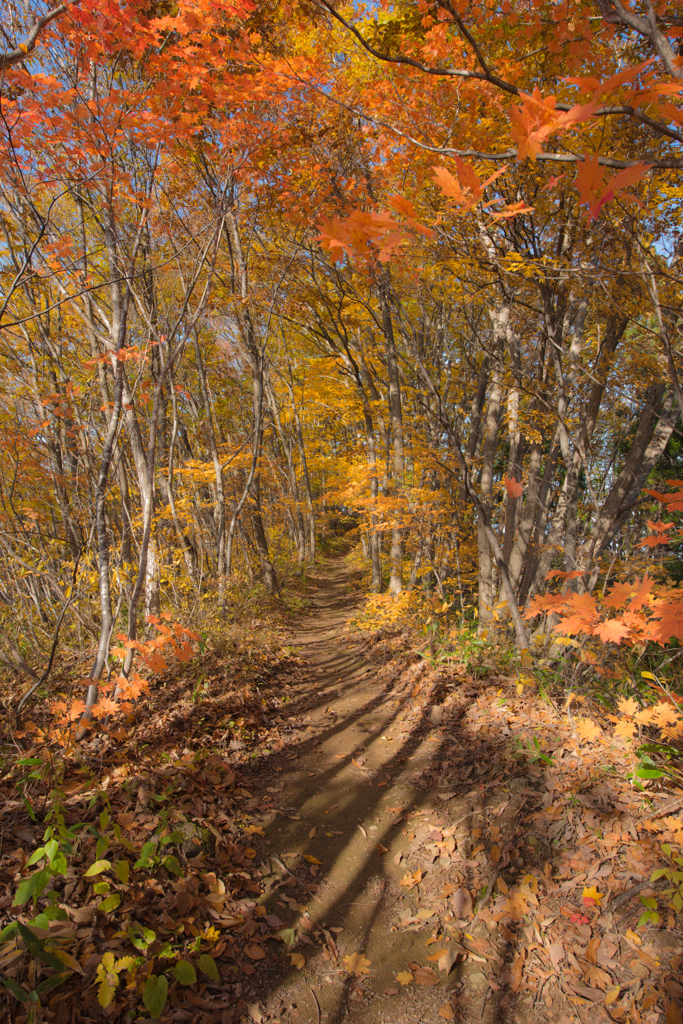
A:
[0,5,67,70]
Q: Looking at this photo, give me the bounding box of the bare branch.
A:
[0,5,67,70]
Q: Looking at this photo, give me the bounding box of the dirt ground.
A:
[229,558,683,1024]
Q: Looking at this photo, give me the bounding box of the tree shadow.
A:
[1,560,679,1024]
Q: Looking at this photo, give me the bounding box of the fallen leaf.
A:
[667,998,683,1024]
[308,827,316,839]
[511,949,525,992]
[451,887,473,918]
[413,966,439,986]
[585,965,611,991]
[438,1005,455,1020]
[343,953,372,976]
[245,944,266,960]
[396,970,414,986]
[376,843,388,854]
[290,953,305,970]
[437,946,461,974]
[304,855,322,865]
[582,885,604,908]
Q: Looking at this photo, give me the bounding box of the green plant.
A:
[514,733,555,767]
[638,843,683,928]
[0,921,73,1021]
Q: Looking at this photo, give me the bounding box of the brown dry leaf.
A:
[496,877,509,895]
[438,1005,455,1020]
[490,844,501,864]
[665,981,683,998]
[667,999,683,1024]
[451,887,473,918]
[547,941,565,969]
[413,966,439,987]
[437,947,461,974]
[400,870,422,889]
[308,827,316,839]
[343,953,372,976]
[511,949,526,993]
[289,953,305,970]
[585,965,611,990]
[376,843,388,854]
[396,971,413,986]
[586,936,601,965]
[427,948,449,962]
[245,944,266,960]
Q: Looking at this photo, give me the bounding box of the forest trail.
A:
[238,557,597,1024]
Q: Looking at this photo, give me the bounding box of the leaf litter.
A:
[2,560,683,1024]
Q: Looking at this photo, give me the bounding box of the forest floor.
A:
[2,555,683,1024]
[223,557,683,1024]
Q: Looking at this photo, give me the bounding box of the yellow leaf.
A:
[290,953,305,970]
[614,719,637,741]
[582,885,604,907]
[396,970,413,986]
[576,719,602,742]
[399,870,422,888]
[438,1005,455,1019]
[343,953,372,976]
[641,671,657,681]
[625,929,641,945]
[604,987,621,1005]
[617,696,639,716]
[304,855,322,865]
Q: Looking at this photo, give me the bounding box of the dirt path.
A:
[236,557,679,1024]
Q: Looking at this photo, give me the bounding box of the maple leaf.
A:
[555,592,600,635]
[343,953,372,976]
[587,160,652,221]
[50,698,87,724]
[396,970,413,986]
[576,719,602,743]
[89,696,120,720]
[594,618,632,644]
[645,601,683,643]
[617,696,639,717]
[582,885,604,907]
[504,475,523,499]
[545,569,587,581]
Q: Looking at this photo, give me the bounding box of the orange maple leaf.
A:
[594,618,632,645]
[504,475,523,499]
